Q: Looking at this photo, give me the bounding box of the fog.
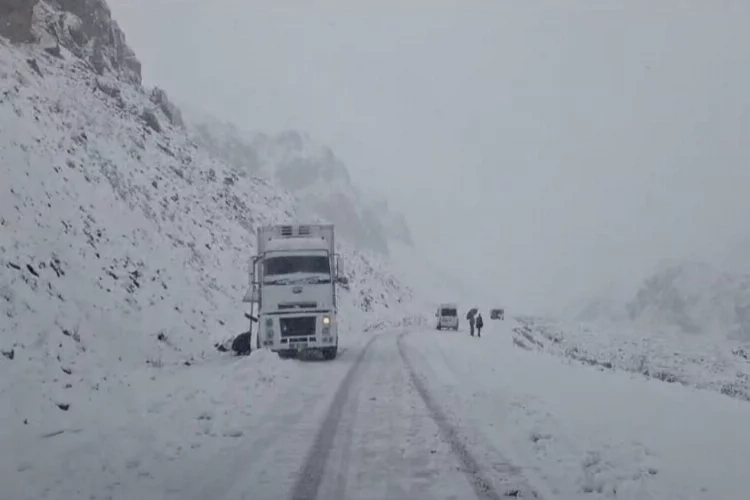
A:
[109,0,750,314]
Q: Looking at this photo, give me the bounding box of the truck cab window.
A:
[263,255,331,284]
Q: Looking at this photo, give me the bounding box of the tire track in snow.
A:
[289,334,380,500]
[397,332,539,500]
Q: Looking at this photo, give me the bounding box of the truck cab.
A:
[245,224,347,360]
[435,303,459,331]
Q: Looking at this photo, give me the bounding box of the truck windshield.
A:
[263,255,331,285]
[440,308,457,317]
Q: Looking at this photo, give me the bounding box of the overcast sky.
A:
[109,0,750,314]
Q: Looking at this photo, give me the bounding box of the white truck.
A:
[243,224,348,360]
[435,303,459,331]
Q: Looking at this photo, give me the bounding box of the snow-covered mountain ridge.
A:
[547,262,750,402]
[571,261,750,340]
[0,0,417,428]
[189,117,413,255]
[627,261,750,338]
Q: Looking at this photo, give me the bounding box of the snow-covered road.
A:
[6,321,750,500]
[403,322,750,500]
[160,331,523,500]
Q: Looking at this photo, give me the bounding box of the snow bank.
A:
[511,316,750,402]
[403,322,750,499]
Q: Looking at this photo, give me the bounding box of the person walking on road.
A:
[469,315,475,336]
[476,313,484,337]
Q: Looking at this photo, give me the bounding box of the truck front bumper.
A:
[260,312,338,351]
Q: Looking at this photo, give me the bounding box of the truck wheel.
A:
[437,324,442,331]
[322,346,338,360]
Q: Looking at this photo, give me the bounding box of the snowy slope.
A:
[626,261,750,338]
[0,0,416,450]
[509,316,750,403]
[571,261,750,339]
[189,117,413,255]
[548,261,750,401]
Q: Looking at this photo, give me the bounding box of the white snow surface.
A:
[511,316,750,403]
[0,29,419,483]
[5,317,749,499]
[402,321,750,499]
[3,7,750,500]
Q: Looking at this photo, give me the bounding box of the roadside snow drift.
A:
[403,321,750,500]
[512,316,750,403]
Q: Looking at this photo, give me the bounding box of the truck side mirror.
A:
[244,313,258,323]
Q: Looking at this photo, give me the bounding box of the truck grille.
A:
[280,316,316,338]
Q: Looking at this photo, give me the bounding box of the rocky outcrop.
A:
[0,0,39,42]
[37,0,141,84]
[150,87,184,128]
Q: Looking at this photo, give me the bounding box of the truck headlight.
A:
[322,316,331,326]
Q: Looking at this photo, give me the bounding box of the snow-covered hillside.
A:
[510,316,750,403]
[186,111,490,314]
[626,261,750,338]
[511,261,750,405]
[0,0,417,434]
[571,261,750,338]
[189,117,413,255]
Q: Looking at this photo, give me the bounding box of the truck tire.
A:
[322,346,338,360]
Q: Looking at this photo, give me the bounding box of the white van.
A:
[435,303,459,330]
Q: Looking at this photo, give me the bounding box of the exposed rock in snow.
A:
[149,86,183,128]
[35,0,141,84]
[0,0,39,43]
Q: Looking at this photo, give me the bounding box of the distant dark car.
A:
[490,308,504,320]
